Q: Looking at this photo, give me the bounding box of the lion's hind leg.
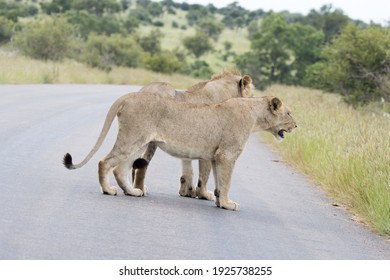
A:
[114,160,143,197]
[99,147,145,196]
[98,156,119,196]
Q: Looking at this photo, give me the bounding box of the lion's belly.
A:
[156,142,214,160]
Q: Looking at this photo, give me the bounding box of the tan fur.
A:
[64,94,297,210]
[134,70,253,201]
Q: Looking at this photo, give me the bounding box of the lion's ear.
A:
[270,97,282,113]
[239,75,252,97]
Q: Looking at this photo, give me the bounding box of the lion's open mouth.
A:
[278,129,287,139]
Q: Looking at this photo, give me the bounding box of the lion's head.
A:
[265,97,297,141]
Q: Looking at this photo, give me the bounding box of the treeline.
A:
[1,0,389,105]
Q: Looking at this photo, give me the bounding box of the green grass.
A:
[261,85,390,236]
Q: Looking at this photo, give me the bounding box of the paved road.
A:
[0,85,389,260]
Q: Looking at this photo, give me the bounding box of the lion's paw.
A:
[179,176,195,197]
[142,185,148,196]
[216,200,239,211]
[125,188,144,197]
[134,185,148,196]
[102,186,117,196]
[197,189,215,201]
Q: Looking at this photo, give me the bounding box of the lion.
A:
[132,70,253,201]
[63,93,297,210]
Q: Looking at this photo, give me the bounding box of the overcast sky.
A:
[179,0,389,24]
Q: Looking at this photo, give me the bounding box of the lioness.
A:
[133,70,253,201]
[63,93,297,210]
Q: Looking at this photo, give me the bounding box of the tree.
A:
[13,16,76,61]
[237,13,292,87]
[197,18,223,41]
[138,29,163,53]
[186,5,210,26]
[66,10,124,38]
[146,2,163,17]
[237,13,323,88]
[288,23,324,83]
[71,0,121,16]
[305,4,350,43]
[305,24,390,104]
[0,16,13,44]
[220,2,251,29]
[0,0,38,21]
[41,0,72,14]
[124,14,140,33]
[183,32,213,58]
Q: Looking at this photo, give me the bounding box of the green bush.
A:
[84,33,144,71]
[13,16,76,61]
[144,51,185,74]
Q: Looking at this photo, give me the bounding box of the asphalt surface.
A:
[0,85,389,260]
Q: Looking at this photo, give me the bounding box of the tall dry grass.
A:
[261,85,390,236]
[0,51,200,88]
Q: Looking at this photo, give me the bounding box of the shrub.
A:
[172,20,179,28]
[152,20,164,27]
[189,60,213,78]
[144,51,185,74]
[83,33,144,71]
[13,16,76,61]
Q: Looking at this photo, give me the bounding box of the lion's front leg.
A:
[179,159,196,197]
[212,156,239,211]
[196,160,215,201]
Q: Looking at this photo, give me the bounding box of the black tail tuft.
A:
[133,158,149,169]
[63,153,75,169]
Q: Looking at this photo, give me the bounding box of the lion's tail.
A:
[63,94,129,170]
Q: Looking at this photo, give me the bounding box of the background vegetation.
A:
[1,0,389,106]
[0,0,389,235]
